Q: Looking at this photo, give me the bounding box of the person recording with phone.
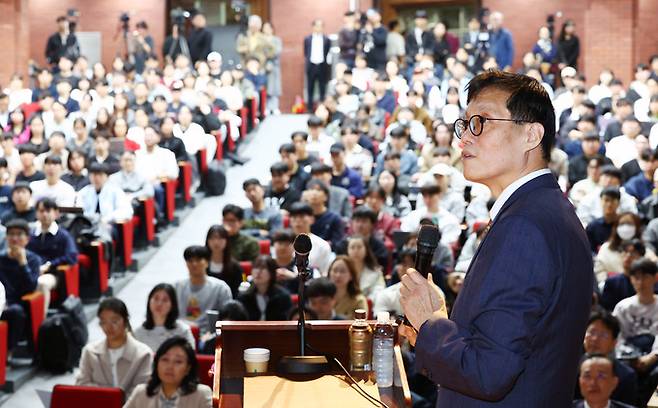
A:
[131,21,154,74]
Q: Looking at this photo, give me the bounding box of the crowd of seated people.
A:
[0,5,657,408]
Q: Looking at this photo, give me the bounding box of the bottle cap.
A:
[354,309,366,320]
[377,311,390,323]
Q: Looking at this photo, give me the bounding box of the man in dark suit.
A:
[304,20,331,109]
[400,71,593,406]
[405,10,433,67]
[45,15,79,67]
[572,354,636,408]
[362,9,388,71]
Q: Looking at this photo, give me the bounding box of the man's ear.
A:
[524,122,545,153]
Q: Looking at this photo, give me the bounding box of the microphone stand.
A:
[277,253,330,376]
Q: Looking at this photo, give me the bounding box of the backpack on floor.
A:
[205,160,227,196]
[37,296,88,373]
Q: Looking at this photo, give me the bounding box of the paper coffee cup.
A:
[244,348,270,374]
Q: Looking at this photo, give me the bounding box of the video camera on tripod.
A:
[167,7,191,60]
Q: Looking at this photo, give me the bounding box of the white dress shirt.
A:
[30,179,77,207]
[489,168,552,221]
[309,33,325,65]
[135,145,179,183]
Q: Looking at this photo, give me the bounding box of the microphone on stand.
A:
[278,233,330,376]
[401,224,440,331]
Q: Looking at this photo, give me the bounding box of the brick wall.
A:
[28,0,166,69]
[635,0,658,69]
[0,0,30,85]
[271,0,373,112]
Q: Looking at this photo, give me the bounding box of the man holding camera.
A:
[45,14,80,68]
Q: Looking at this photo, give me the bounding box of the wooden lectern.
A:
[211,320,412,408]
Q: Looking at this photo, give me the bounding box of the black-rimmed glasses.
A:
[453,115,532,139]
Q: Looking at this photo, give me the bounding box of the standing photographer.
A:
[131,21,154,75]
[361,9,387,71]
[187,12,213,64]
[45,15,80,68]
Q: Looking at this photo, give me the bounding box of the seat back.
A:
[51,385,123,408]
[197,354,215,388]
[0,321,7,385]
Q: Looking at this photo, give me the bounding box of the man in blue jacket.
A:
[400,70,593,406]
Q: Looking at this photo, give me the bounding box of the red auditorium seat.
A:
[290,294,299,307]
[78,242,111,300]
[51,385,123,408]
[259,87,267,119]
[212,130,224,160]
[258,240,270,255]
[21,291,45,350]
[197,354,215,388]
[177,162,193,204]
[53,263,80,300]
[133,197,156,246]
[114,220,134,270]
[250,97,258,128]
[162,178,177,222]
[239,107,248,138]
[240,261,252,280]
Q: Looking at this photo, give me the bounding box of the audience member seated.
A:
[264,162,301,213]
[577,165,638,226]
[570,156,605,207]
[30,155,76,207]
[76,297,152,399]
[238,255,292,321]
[271,229,307,294]
[606,116,645,168]
[88,131,120,174]
[35,131,69,170]
[330,142,364,199]
[278,142,311,192]
[124,336,212,408]
[61,148,90,191]
[364,186,400,244]
[624,147,658,201]
[158,116,189,162]
[306,115,334,162]
[242,178,282,239]
[290,131,319,170]
[306,277,345,320]
[204,225,243,299]
[0,158,12,214]
[373,127,419,182]
[335,205,390,271]
[304,179,345,248]
[612,258,658,406]
[0,219,41,357]
[575,311,638,405]
[109,151,155,210]
[27,198,78,311]
[586,187,620,253]
[444,271,465,316]
[573,354,636,408]
[15,145,45,184]
[309,162,352,219]
[0,182,36,224]
[345,235,384,300]
[76,163,133,241]
[340,124,374,180]
[401,182,461,245]
[67,117,93,157]
[221,204,259,262]
[288,202,334,275]
[175,245,232,334]
[418,163,467,221]
[133,283,195,352]
[594,213,643,283]
[136,126,179,218]
[327,255,368,319]
[373,247,416,318]
[376,169,412,218]
[599,240,655,313]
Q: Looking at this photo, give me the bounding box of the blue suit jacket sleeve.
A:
[415,216,558,401]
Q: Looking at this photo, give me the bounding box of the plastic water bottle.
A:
[372,312,394,387]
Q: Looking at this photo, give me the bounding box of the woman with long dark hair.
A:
[25,114,49,154]
[346,235,384,300]
[124,336,212,407]
[5,108,29,145]
[557,20,580,70]
[377,170,411,218]
[238,255,292,321]
[134,283,195,352]
[594,212,645,283]
[328,255,368,319]
[76,297,152,399]
[205,225,243,298]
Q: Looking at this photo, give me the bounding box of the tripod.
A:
[167,23,191,61]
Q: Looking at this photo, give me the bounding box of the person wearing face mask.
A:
[594,212,644,284]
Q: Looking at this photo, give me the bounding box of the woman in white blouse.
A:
[347,236,385,300]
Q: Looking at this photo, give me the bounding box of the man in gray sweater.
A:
[176,245,232,334]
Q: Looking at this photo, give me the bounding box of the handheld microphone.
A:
[402,224,440,331]
[415,224,440,278]
[293,233,312,274]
